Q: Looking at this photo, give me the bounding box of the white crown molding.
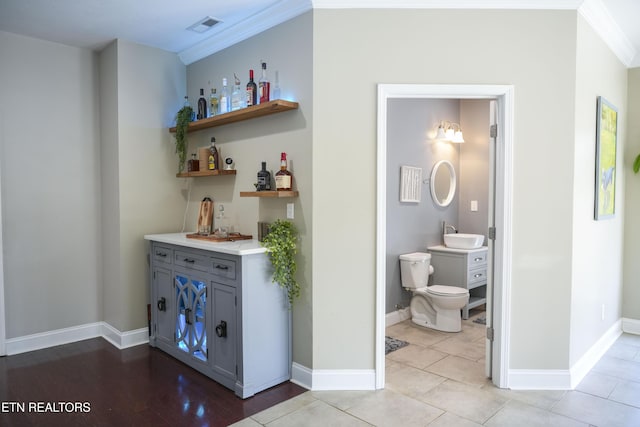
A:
[311,0,583,9]
[578,0,635,67]
[178,0,312,65]
[178,0,636,68]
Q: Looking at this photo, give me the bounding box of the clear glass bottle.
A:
[273,70,281,100]
[231,73,245,111]
[259,61,270,104]
[275,152,292,191]
[219,78,230,114]
[209,88,218,117]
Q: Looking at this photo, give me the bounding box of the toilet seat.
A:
[426,285,468,296]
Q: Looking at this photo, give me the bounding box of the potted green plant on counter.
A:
[261,219,299,307]
[174,105,193,173]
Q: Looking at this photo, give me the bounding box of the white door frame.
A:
[376,84,514,389]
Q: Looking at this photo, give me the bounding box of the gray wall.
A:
[624,67,640,320]
[0,31,102,337]
[385,98,491,314]
[386,98,460,312]
[185,13,313,368]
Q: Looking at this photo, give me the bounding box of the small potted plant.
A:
[174,105,193,173]
[261,219,299,307]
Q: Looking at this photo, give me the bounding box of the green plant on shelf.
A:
[174,106,193,173]
[261,219,299,307]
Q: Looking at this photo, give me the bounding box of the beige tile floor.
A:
[232,310,640,426]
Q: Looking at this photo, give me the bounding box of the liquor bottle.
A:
[256,161,271,191]
[259,61,270,104]
[183,96,194,121]
[188,153,199,172]
[219,78,230,114]
[197,88,207,120]
[273,70,281,100]
[208,137,219,171]
[246,69,257,107]
[275,152,292,191]
[231,73,245,111]
[209,88,218,117]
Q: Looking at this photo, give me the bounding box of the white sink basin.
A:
[443,233,484,249]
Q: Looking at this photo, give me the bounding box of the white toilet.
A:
[399,252,469,332]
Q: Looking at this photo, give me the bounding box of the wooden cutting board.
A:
[186,233,253,242]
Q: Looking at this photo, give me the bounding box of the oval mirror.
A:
[430,160,456,207]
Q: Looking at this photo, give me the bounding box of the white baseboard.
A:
[5,322,149,355]
[386,308,411,328]
[622,317,640,335]
[569,319,622,388]
[508,319,622,390]
[291,362,375,391]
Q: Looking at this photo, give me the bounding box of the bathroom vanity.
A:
[427,245,488,319]
[144,233,291,398]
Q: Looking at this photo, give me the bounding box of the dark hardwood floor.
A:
[0,338,306,426]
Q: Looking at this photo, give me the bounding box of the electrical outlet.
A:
[471,200,478,212]
[286,203,294,219]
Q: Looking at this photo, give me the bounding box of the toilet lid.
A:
[427,285,469,296]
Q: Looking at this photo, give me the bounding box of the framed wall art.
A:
[594,96,618,220]
[400,165,422,203]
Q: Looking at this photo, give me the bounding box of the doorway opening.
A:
[376,84,514,389]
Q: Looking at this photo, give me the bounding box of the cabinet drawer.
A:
[468,267,487,286]
[210,257,236,281]
[175,250,210,273]
[468,251,487,268]
[153,245,173,265]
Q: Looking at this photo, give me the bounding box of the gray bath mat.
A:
[385,336,409,354]
[473,317,486,325]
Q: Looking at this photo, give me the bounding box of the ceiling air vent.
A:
[187,16,222,33]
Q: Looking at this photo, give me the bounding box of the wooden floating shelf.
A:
[240,191,299,198]
[169,99,299,133]
[176,169,237,178]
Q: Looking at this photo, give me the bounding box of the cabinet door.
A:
[153,267,174,347]
[211,282,237,381]
[175,272,208,363]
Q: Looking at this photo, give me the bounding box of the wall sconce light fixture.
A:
[435,121,465,143]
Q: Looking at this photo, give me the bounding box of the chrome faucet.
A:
[443,221,457,235]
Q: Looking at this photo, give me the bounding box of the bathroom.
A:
[385,97,492,332]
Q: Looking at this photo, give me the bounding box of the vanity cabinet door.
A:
[175,272,209,363]
[153,267,175,347]
[211,282,237,382]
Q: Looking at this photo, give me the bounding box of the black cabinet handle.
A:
[215,320,227,338]
[185,308,192,325]
[156,252,167,257]
[184,258,195,264]
[214,264,229,270]
[157,297,166,312]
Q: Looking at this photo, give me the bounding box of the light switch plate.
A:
[287,203,294,219]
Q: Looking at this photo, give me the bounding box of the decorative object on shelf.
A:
[224,157,234,170]
[174,102,194,173]
[275,152,293,191]
[594,96,618,220]
[197,197,213,235]
[261,219,299,306]
[634,153,640,174]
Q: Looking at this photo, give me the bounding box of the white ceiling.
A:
[0,0,639,67]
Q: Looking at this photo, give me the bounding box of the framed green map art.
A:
[594,96,618,220]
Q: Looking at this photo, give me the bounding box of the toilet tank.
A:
[399,252,431,288]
